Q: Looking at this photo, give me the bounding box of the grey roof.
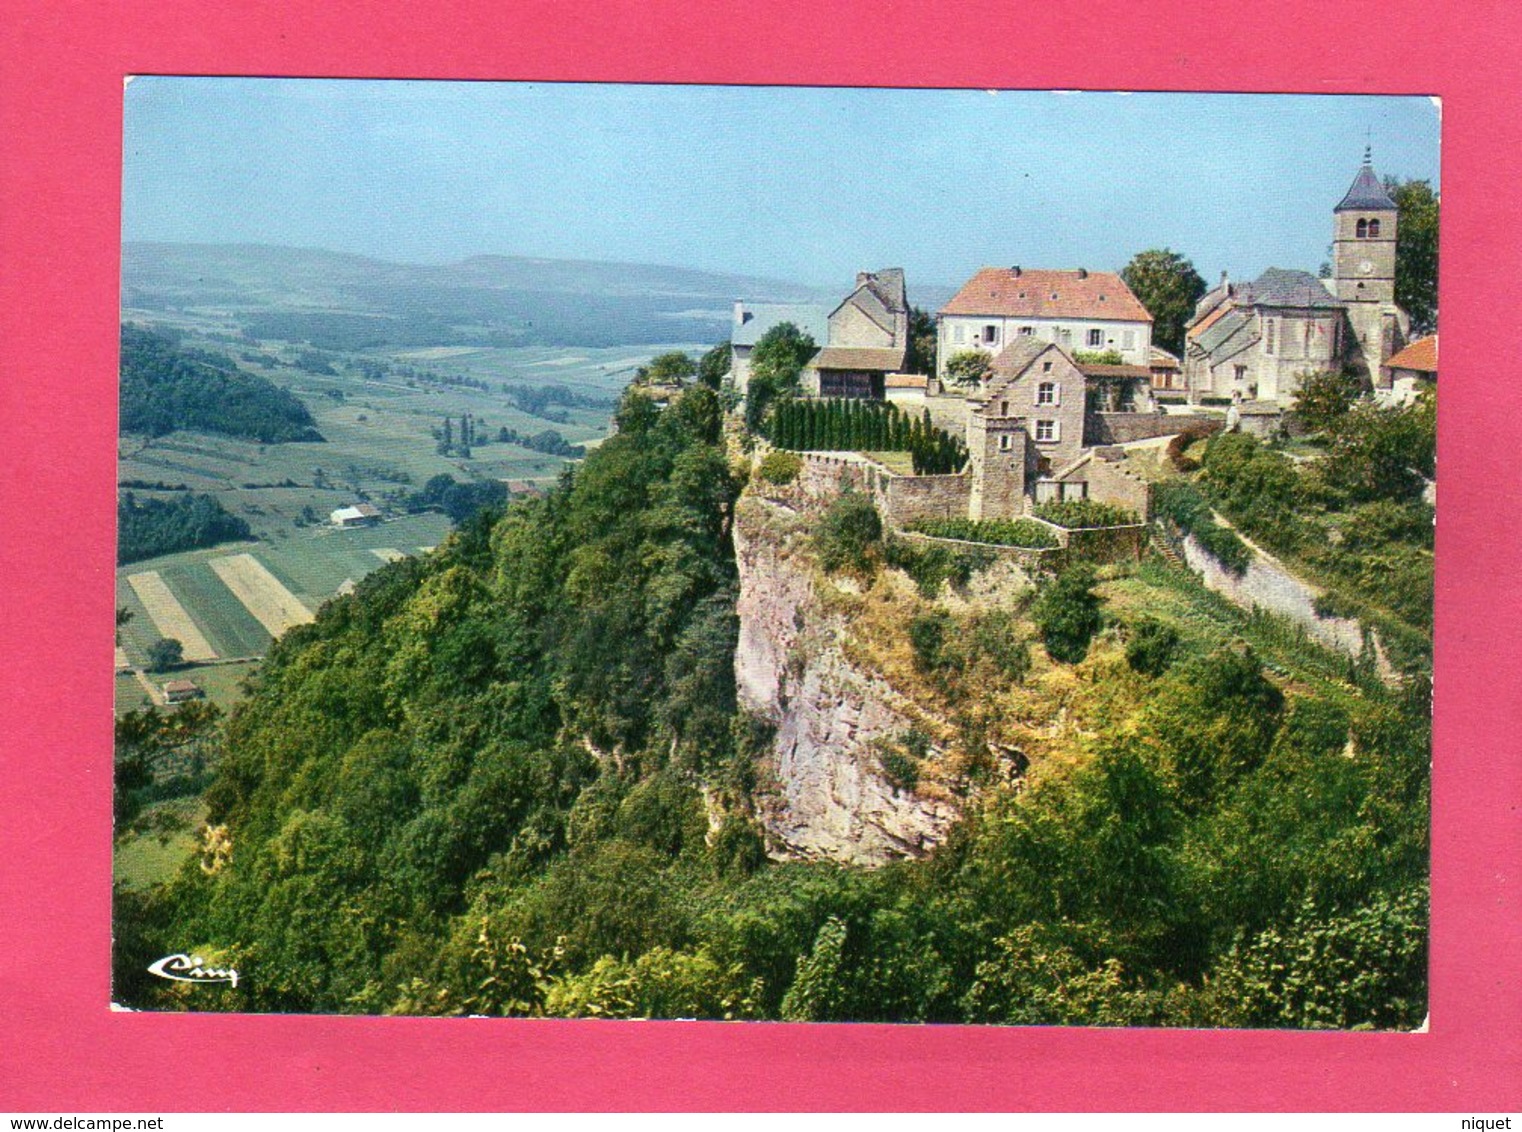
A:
[1193,281,1232,322]
[730,303,830,347]
[1335,162,1398,212]
[1194,308,1254,355]
[989,334,1052,375]
[863,268,907,314]
[1236,268,1344,310]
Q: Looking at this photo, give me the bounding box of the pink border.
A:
[2,0,1518,1112]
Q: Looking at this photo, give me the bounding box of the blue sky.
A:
[123,79,1439,290]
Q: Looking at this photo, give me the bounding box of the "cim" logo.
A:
[146,953,240,988]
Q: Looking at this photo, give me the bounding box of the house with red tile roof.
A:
[936,267,1154,381]
[1383,333,1436,405]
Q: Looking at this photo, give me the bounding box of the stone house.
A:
[937,267,1154,379]
[1183,154,1410,407]
[802,269,911,399]
[965,337,1089,518]
[729,301,830,395]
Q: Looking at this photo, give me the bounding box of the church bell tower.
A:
[1332,147,1399,305]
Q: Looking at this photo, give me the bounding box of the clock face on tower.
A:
[1357,260,1374,275]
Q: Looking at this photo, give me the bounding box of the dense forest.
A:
[120,325,324,443]
[117,491,253,565]
[114,382,1429,1028]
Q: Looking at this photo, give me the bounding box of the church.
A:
[1182,152,1410,407]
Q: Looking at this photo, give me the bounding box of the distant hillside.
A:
[122,243,956,351]
[119,324,323,443]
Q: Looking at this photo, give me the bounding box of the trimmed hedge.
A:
[905,517,1060,549]
[1033,500,1139,529]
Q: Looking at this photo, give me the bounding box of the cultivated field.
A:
[115,512,452,713]
[126,571,218,661]
[208,554,314,637]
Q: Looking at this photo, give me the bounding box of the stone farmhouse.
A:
[1183,153,1410,407]
[937,266,1154,378]
[801,268,912,400]
[729,300,830,396]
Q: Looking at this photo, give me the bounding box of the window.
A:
[1356,218,1368,238]
[1000,400,1009,416]
[1037,381,1057,405]
[1122,330,1136,349]
[1368,218,1381,238]
[1057,328,1072,345]
[1235,365,1248,382]
[1265,318,1275,355]
[952,323,965,345]
[1087,329,1104,347]
[1019,326,1034,336]
[1035,420,1058,442]
[1042,361,1053,372]
[984,324,999,345]
[998,434,1011,451]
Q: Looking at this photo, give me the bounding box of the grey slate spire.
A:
[1335,151,1397,212]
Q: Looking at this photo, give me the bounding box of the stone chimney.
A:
[1011,265,1022,277]
[856,271,872,287]
[734,300,748,327]
[1078,267,1089,279]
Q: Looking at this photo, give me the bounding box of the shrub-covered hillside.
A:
[115,384,1429,1027]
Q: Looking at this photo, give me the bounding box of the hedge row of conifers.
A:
[765,398,966,475]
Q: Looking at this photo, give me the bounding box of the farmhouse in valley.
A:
[1183,152,1410,407]
[330,503,382,528]
[936,266,1154,379]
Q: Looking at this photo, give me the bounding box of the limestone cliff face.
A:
[732,495,959,866]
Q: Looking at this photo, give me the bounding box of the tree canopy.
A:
[120,325,323,443]
[943,349,992,389]
[1385,177,1439,334]
[744,322,816,431]
[1120,249,1207,357]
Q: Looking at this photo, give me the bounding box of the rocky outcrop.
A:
[732,496,959,866]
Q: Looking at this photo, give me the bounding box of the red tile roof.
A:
[1187,303,1231,339]
[1385,334,1437,374]
[885,373,928,389]
[940,268,1152,323]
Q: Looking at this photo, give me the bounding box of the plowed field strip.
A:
[208,554,314,638]
[126,572,217,661]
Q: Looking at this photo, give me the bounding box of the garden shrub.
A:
[1031,564,1104,664]
[813,491,882,574]
[905,517,1059,548]
[1125,617,1181,677]
[758,449,802,485]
